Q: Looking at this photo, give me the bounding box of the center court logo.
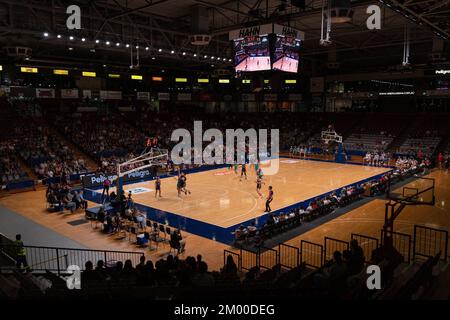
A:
[170,121,280,175]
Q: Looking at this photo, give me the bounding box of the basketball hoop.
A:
[321,129,342,144]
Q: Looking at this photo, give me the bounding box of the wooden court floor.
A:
[1,164,449,272]
[99,159,391,228]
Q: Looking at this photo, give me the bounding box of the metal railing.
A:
[258,247,278,270]
[0,245,144,275]
[300,240,323,269]
[381,230,412,263]
[278,243,300,269]
[324,237,349,263]
[413,225,448,261]
[223,224,448,273]
[240,248,258,271]
[351,233,379,264]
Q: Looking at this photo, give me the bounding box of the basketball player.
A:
[180,172,191,196]
[233,163,239,175]
[254,159,260,175]
[155,177,161,198]
[256,176,265,198]
[176,172,184,197]
[240,163,247,181]
[256,166,263,180]
[265,186,273,212]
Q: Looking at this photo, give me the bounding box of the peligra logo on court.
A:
[170,121,280,175]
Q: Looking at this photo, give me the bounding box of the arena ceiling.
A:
[0,0,448,74]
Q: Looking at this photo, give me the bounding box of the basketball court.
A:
[83,158,391,243]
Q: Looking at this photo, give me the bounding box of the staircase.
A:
[38,118,98,171]
[386,115,421,153]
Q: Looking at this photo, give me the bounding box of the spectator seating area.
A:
[1,238,444,300]
[0,142,29,187]
[14,122,89,180]
[344,133,394,152]
[397,136,442,157]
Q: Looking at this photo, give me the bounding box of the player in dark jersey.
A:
[176,172,184,197]
[240,163,247,181]
[155,177,161,198]
[179,172,191,196]
[265,186,273,212]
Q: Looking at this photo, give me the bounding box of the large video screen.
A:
[272,35,301,73]
[234,35,271,72]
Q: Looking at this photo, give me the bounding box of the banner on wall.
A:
[273,24,305,40]
[100,90,122,100]
[82,90,92,99]
[61,89,79,99]
[264,93,278,101]
[229,23,273,40]
[177,93,192,101]
[137,92,150,100]
[241,93,256,101]
[158,92,170,101]
[9,87,34,98]
[36,88,55,99]
[81,169,153,188]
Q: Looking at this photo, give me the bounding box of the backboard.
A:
[387,177,435,206]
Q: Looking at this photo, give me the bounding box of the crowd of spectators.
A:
[46,183,88,213]
[80,254,239,289]
[313,240,365,293]
[363,151,390,166]
[13,123,88,180]
[0,142,29,186]
[52,113,147,166]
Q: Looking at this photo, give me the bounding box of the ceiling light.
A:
[136,45,139,49]
[204,55,208,58]
[158,48,162,52]
[106,41,110,45]
[81,38,86,42]
[95,39,100,44]
[43,32,49,37]
[170,50,175,54]
[126,44,130,48]
[68,47,73,51]
[69,36,74,40]
[116,42,120,46]
[152,57,156,60]
[145,47,149,51]
[193,53,197,57]
[57,34,62,39]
